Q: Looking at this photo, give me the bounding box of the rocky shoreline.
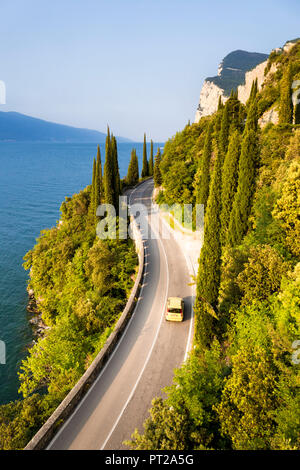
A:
[26,288,50,340]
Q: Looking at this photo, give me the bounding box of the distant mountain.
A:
[0,111,131,143]
[194,50,268,123]
[206,50,269,96]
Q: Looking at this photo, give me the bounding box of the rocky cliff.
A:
[237,59,280,127]
[194,80,227,123]
[194,41,300,125]
[237,60,268,104]
[194,50,268,123]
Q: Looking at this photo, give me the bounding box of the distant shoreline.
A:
[0,110,132,143]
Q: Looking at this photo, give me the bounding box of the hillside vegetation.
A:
[0,134,137,449]
[127,41,300,450]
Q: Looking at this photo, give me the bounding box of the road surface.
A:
[48,178,193,450]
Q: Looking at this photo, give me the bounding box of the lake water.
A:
[0,141,162,405]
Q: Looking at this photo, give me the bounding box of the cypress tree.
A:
[126,151,133,185]
[220,93,242,144]
[218,95,224,111]
[214,107,223,140]
[127,148,139,186]
[220,130,241,245]
[245,100,258,133]
[103,127,115,206]
[89,157,96,221]
[154,147,162,187]
[193,297,217,349]
[219,100,230,156]
[141,133,149,178]
[134,150,139,182]
[91,157,96,203]
[279,64,293,124]
[94,154,101,214]
[230,93,243,131]
[111,134,120,207]
[92,145,102,220]
[92,156,96,186]
[95,145,102,204]
[247,79,258,108]
[196,121,213,208]
[196,146,223,308]
[227,128,260,246]
[238,102,246,130]
[148,140,154,176]
[133,149,139,183]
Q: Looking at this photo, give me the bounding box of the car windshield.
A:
[169,308,182,313]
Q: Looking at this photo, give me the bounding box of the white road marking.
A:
[100,205,170,449]
[159,214,195,363]
[47,184,147,449]
[48,180,192,450]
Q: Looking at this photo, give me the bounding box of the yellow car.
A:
[165,297,184,322]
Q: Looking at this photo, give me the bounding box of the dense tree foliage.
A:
[279,64,293,124]
[149,139,154,176]
[126,148,139,186]
[141,133,149,178]
[195,121,213,208]
[220,130,241,244]
[103,128,115,206]
[227,127,260,246]
[89,145,103,224]
[158,121,208,205]
[125,341,229,450]
[129,40,300,450]
[2,41,300,452]
[154,147,162,187]
[273,159,300,258]
[111,135,121,207]
[0,135,138,449]
[196,145,222,309]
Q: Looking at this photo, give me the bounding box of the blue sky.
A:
[0,0,299,141]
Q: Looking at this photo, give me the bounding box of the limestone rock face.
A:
[193,40,300,126]
[237,60,268,104]
[237,61,278,104]
[284,41,299,53]
[194,50,268,123]
[194,81,228,123]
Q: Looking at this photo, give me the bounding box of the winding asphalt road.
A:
[48,179,193,450]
